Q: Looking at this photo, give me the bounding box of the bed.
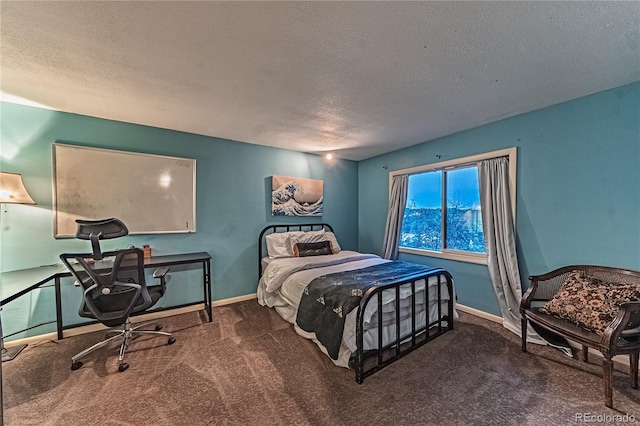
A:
[257,223,456,383]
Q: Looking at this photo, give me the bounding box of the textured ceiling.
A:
[1,2,639,161]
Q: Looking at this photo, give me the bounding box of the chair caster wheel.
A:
[155,324,163,331]
[168,337,176,345]
[71,361,83,371]
[118,363,129,372]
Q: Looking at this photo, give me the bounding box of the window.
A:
[401,171,442,251]
[393,148,516,265]
[445,166,484,253]
[401,166,484,254]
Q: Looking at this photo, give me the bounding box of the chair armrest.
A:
[520,283,539,310]
[152,266,170,295]
[601,301,640,350]
[619,301,640,337]
[521,270,567,309]
[153,266,170,279]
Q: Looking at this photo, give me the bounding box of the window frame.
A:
[390,147,517,265]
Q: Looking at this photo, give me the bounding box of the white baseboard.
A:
[213,293,256,307]
[456,304,503,324]
[5,293,259,348]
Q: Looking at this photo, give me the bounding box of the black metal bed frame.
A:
[258,223,455,383]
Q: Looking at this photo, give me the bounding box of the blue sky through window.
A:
[407,171,441,208]
[407,166,479,209]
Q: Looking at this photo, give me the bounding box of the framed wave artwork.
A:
[271,175,323,216]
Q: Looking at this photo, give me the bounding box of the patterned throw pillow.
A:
[540,270,640,334]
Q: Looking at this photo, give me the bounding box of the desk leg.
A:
[204,260,212,322]
[55,277,63,341]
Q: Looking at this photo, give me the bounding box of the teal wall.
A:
[0,103,359,340]
[358,81,640,316]
[2,81,638,339]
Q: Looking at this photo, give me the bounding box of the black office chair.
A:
[60,218,175,372]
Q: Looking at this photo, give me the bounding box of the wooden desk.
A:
[0,252,212,341]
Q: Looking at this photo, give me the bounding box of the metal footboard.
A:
[354,269,455,384]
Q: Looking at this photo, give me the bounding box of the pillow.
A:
[324,232,342,253]
[293,241,335,257]
[265,231,304,258]
[288,229,343,254]
[540,270,640,334]
[287,229,327,252]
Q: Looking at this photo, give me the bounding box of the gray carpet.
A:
[3,300,639,425]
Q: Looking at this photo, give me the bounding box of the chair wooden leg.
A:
[521,318,528,353]
[631,352,639,389]
[582,345,589,362]
[603,357,614,408]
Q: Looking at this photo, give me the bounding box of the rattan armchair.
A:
[520,265,640,408]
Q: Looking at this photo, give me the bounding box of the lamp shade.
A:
[0,171,36,204]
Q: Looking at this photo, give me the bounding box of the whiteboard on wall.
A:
[53,143,196,237]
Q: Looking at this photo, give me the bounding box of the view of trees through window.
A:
[400,166,485,254]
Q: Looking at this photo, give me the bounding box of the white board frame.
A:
[53,143,196,238]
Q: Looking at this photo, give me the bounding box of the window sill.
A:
[399,247,488,265]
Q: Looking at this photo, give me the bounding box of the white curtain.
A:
[477,157,524,336]
[382,174,408,260]
[478,157,557,348]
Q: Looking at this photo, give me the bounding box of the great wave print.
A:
[272,175,323,216]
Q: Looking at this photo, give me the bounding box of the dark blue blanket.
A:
[295,261,438,360]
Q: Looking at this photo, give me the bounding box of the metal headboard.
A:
[258,223,334,276]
